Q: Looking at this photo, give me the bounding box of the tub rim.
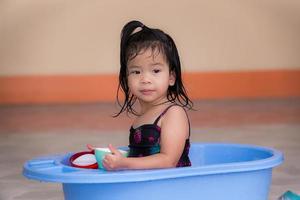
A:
[23,143,284,184]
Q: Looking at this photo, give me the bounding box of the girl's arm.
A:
[103,106,189,170]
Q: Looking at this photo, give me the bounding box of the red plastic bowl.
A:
[69,151,98,169]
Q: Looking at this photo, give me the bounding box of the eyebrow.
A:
[151,62,164,66]
[127,65,141,69]
[127,62,164,69]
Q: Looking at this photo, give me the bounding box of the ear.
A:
[169,70,176,86]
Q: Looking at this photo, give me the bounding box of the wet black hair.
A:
[115,20,193,116]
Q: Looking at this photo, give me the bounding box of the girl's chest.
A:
[129,125,161,146]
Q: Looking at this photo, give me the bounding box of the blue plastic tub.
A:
[23,143,283,200]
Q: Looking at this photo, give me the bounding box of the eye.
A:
[129,70,140,75]
[153,69,161,73]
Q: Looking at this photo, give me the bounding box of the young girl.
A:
[102,20,193,170]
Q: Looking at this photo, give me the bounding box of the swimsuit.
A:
[128,105,191,167]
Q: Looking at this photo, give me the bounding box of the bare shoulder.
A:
[165,105,187,117]
[160,105,189,140]
[162,105,189,126]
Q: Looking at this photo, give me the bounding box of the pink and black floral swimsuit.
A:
[128,105,192,167]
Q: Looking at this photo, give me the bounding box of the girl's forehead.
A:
[127,48,168,66]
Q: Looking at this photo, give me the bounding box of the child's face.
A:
[127,48,175,105]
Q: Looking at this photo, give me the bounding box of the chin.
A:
[138,97,159,104]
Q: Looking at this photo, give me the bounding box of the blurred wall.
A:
[0,0,300,104]
[1,0,300,75]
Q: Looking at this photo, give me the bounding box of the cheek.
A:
[158,76,172,90]
[127,77,137,89]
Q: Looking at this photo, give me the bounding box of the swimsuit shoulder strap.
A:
[153,104,175,125]
[153,104,191,136]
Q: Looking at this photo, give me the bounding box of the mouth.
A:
[140,89,155,95]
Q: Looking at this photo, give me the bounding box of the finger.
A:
[104,154,113,161]
[108,144,120,155]
[102,157,107,164]
[102,158,112,170]
[102,161,110,170]
[86,144,94,151]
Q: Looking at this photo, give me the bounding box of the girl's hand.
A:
[102,144,126,171]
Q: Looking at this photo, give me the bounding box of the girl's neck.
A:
[138,98,171,115]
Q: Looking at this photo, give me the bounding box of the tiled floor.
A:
[0,99,299,200]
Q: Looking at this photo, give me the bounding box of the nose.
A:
[140,72,151,84]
